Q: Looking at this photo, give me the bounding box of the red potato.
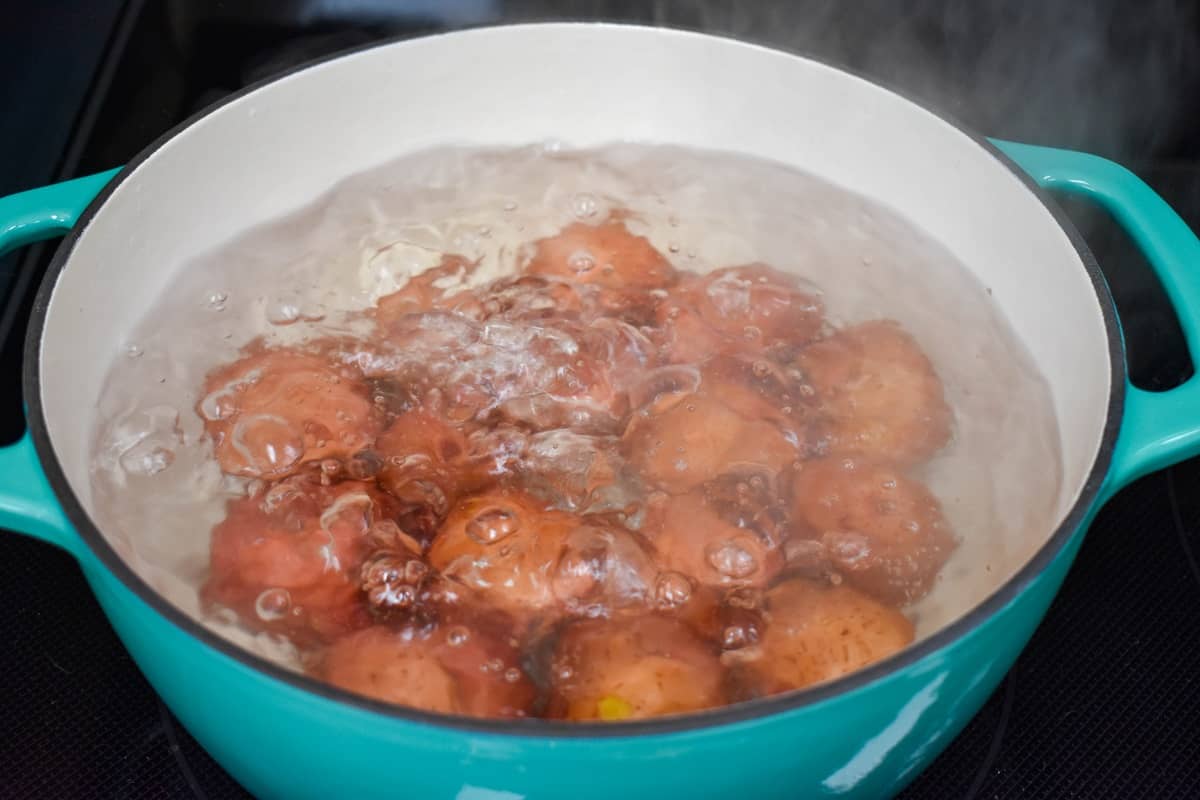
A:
[463,274,590,322]
[372,410,480,542]
[791,459,958,605]
[547,615,726,720]
[428,489,580,620]
[683,264,825,345]
[797,320,951,466]
[458,273,658,326]
[652,265,824,364]
[644,580,765,654]
[624,392,798,494]
[195,208,968,724]
[429,488,657,622]
[316,623,535,718]
[548,520,659,616]
[492,320,635,433]
[742,579,914,694]
[374,254,477,329]
[199,350,382,480]
[454,315,656,435]
[700,469,792,559]
[203,478,400,644]
[698,355,811,427]
[524,219,677,290]
[509,428,643,516]
[643,492,784,590]
[373,313,646,434]
[651,294,731,365]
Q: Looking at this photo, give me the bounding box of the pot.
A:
[2,23,1199,800]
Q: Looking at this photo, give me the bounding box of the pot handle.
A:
[0,169,120,557]
[0,170,120,253]
[0,434,80,557]
[995,140,1200,497]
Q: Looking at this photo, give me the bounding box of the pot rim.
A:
[22,22,1124,738]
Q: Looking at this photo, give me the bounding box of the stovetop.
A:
[4,2,1200,797]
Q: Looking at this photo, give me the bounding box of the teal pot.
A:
[2,24,1200,800]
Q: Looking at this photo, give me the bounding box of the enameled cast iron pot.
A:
[3,24,1200,800]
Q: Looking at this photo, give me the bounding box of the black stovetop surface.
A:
[4,2,1200,798]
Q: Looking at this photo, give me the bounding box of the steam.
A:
[673,0,1200,160]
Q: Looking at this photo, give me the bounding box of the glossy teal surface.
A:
[1,142,1199,799]
[994,141,1200,498]
[0,169,120,254]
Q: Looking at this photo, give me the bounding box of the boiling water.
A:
[89,143,1062,669]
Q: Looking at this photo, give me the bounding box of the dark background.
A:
[3,1,1200,797]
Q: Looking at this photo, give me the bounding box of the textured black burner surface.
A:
[4,2,1200,798]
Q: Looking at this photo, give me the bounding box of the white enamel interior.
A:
[40,24,1111,611]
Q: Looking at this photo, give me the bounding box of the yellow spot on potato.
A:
[597,695,633,721]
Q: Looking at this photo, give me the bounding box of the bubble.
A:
[300,303,327,322]
[319,492,373,535]
[207,290,228,311]
[725,586,763,610]
[504,667,522,684]
[466,506,520,544]
[231,414,305,474]
[503,200,518,212]
[628,365,701,415]
[567,249,596,274]
[673,459,688,472]
[266,298,301,325]
[654,571,692,607]
[881,478,898,490]
[389,584,417,607]
[119,443,174,476]
[556,664,574,681]
[721,624,754,650]
[743,326,762,341]
[199,370,262,421]
[255,588,291,622]
[487,658,504,673]
[668,241,680,253]
[751,360,770,378]
[827,532,872,566]
[446,626,470,647]
[261,480,304,514]
[404,559,428,582]
[570,192,598,219]
[125,343,144,359]
[706,539,758,579]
